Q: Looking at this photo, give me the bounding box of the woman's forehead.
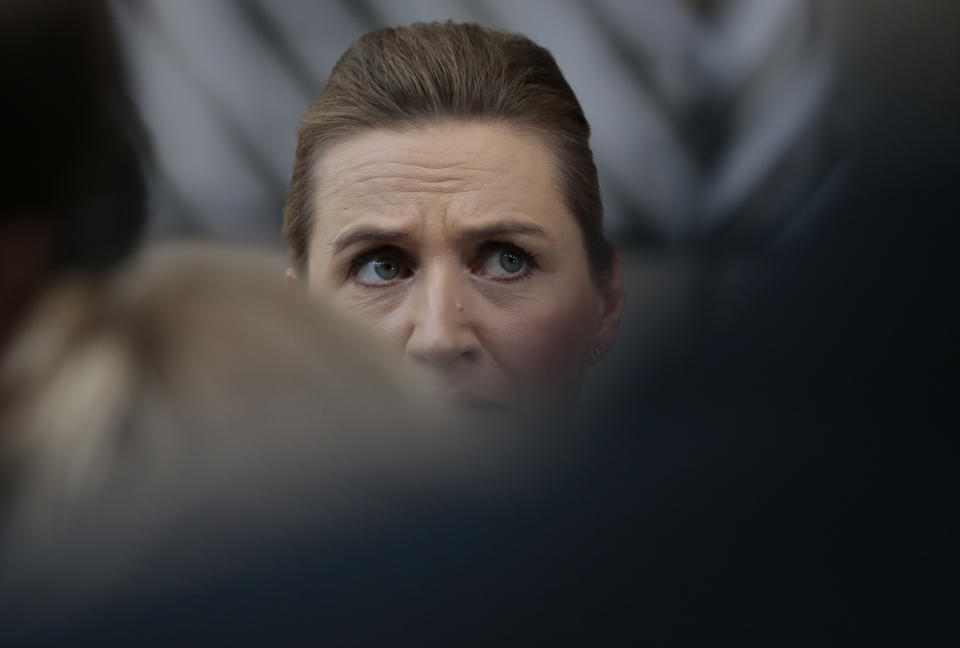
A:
[316,123,554,192]
[310,122,575,240]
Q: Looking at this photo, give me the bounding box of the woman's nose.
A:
[404,268,479,368]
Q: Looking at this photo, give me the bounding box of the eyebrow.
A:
[456,221,549,243]
[330,221,549,254]
[330,227,409,253]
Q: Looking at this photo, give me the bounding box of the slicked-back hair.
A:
[283,21,613,279]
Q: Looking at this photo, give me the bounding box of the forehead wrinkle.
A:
[344,176,482,196]
[330,205,425,238]
[316,128,535,196]
[322,157,509,201]
[318,172,565,242]
[312,123,573,247]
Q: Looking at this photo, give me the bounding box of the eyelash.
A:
[346,243,539,286]
[477,242,539,283]
[347,246,411,286]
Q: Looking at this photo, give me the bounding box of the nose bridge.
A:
[405,262,476,365]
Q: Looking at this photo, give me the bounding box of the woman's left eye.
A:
[477,244,535,280]
[354,253,409,285]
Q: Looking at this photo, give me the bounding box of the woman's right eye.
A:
[354,254,409,285]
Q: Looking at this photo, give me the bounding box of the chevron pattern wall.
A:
[110,0,846,252]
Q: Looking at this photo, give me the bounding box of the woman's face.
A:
[301,122,622,415]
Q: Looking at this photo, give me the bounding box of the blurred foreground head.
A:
[0,0,146,350]
[0,244,509,642]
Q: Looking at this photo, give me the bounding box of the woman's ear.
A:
[592,251,625,362]
[284,267,299,290]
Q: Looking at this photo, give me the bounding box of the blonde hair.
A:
[0,244,508,604]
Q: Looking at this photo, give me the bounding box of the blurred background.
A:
[107,0,884,386]
[110,0,845,248]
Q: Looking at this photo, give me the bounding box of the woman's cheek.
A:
[333,283,405,317]
[487,286,597,385]
[325,287,410,348]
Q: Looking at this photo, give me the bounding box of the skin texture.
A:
[298,121,623,414]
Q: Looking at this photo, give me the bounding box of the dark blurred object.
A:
[0,0,146,355]
[581,0,960,642]
[0,0,146,272]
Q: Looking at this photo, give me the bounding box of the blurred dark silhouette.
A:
[0,0,147,353]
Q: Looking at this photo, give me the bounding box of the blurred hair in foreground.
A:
[0,244,513,637]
